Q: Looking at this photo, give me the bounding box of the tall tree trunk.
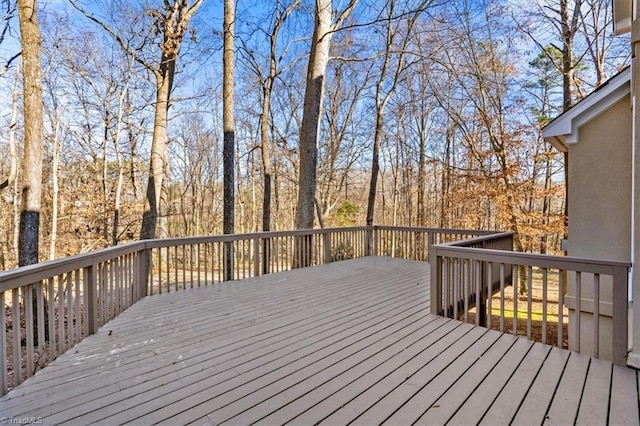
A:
[17,0,43,268]
[49,116,61,260]
[296,0,332,231]
[417,132,426,228]
[112,78,129,245]
[261,90,272,233]
[366,114,384,226]
[260,86,272,272]
[364,0,427,228]
[259,0,299,239]
[8,63,20,264]
[294,0,333,268]
[18,0,47,347]
[294,0,356,265]
[140,65,172,241]
[223,0,235,280]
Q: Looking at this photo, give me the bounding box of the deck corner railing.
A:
[430,233,631,365]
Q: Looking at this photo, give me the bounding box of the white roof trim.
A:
[542,67,631,151]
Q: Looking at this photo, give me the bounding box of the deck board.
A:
[414,333,518,425]
[575,357,613,425]
[609,364,640,425]
[479,341,552,424]
[0,256,638,425]
[544,351,591,425]
[510,346,571,425]
[384,329,502,425]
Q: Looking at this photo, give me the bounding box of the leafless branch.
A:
[67,0,155,73]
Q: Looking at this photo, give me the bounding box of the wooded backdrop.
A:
[0,0,630,270]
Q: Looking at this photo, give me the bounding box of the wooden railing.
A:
[430,234,631,365]
[372,225,494,261]
[0,225,484,395]
[2,225,632,394]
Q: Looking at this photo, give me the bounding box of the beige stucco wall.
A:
[568,94,632,261]
[566,94,631,360]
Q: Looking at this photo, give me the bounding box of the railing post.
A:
[324,233,332,264]
[612,265,629,365]
[373,226,379,256]
[262,237,271,275]
[478,260,487,328]
[430,244,442,316]
[224,241,234,281]
[136,248,149,300]
[85,263,98,335]
[253,236,261,277]
[365,227,373,257]
[427,232,435,260]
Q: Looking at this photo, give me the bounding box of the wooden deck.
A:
[0,256,638,425]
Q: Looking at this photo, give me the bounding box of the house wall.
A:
[568,94,632,261]
[567,94,631,360]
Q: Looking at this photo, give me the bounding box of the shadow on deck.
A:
[0,257,638,425]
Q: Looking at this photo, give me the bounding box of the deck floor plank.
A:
[317,320,473,425]
[575,357,613,425]
[349,325,488,425]
[543,351,591,425]
[510,345,571,425]
[384,329,503,425]
[179,312,441,425]
[120,309,432,423]
[446,337,535,425]
[479,341,552,425]
[28,261,422,382]
[0,256,637,426]
[231,316,452,425]
[58,294,429,423]
[609,364,640,425]
[413,333,518,425]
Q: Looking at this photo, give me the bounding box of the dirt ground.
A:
[466,283,569,349]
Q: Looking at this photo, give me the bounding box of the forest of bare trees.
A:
[0,0,630,270]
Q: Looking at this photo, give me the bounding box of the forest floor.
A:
[468,284,569,348]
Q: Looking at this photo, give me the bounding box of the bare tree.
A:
[223,0,235,280]
[0,0,20,77]
[17,0,43,267]
[0,61,21,268]
[69,0,204,243]
[365,0,431,228]
[295,0,357,231]
[248,0,300,235]
[317,57,371,223]
[237,0,301,272]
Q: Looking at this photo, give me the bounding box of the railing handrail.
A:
[0,227,366,291]
[0,241,145,292]
[372,225,496,235]
[441,231,515,246]
[1,225,491,292]
[433,244,632,273]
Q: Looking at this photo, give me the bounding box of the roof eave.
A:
[542,67,631,147]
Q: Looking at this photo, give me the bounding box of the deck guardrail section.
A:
[430,239,631,364]
[2,225,479,394]
[0,246,147,394]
